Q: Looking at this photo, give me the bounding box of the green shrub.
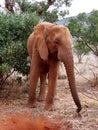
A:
[0,12,39,83]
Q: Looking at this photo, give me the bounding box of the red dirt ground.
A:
[0,114,71,130]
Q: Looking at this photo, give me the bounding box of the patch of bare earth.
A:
[0,54,98,130]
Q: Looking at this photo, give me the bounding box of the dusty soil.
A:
[0,54,98,130]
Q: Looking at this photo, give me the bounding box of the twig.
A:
[0,69,15,89]
[80,91,98,102]
[74,65,92,82]
[89,63,98,68]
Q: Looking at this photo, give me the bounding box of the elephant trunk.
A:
[58,47,82,113]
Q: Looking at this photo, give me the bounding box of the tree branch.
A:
[5,0,16,13]
[0,69,15,89]
[48,0,55,5]
[80,91,98,102]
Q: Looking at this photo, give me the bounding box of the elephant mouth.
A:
[51,50,59,61]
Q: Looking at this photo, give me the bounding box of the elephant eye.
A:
[54,39,60,45]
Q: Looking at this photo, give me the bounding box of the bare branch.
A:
[48,0,55,5]
[80,91,98,102]
[5,0,16,13]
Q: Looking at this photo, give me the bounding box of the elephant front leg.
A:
[37,73,47,102]
[45,62,59,110]
[28,58,40,108]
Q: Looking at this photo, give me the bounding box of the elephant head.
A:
[33,22,82,113]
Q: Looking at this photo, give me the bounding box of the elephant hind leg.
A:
[37,73,47,102]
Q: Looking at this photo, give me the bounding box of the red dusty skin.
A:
[0,114,71,130]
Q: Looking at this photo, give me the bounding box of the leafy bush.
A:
[0,12,39,85]
[68,10,98,56]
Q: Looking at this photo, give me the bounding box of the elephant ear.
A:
[34,24,48,61]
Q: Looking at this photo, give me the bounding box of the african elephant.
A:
[27,22,82,113]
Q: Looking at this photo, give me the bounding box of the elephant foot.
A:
[44,103,55,111]
[27,101,37,108]
[37,94,45,102]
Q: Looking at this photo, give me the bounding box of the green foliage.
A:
[16,0,72,20]
[43,10,58,22]
[87,10,98,55]
[74,40,90,55]
[53,0,72,8]
[53,0,72,18]
[0,63,11,74]
[17,0,47,13]
[0,12,39,77]
[68,10,98,56]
